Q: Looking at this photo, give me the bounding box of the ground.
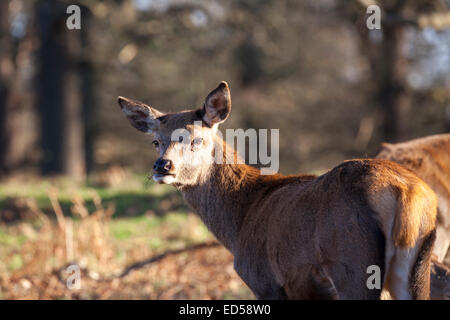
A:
[0,171,253,300]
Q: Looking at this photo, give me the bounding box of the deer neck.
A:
[181,141,262,252]
[180,138,316,252]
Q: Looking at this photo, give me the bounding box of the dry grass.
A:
[0,185,253,300]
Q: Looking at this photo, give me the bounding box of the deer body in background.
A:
[118,82,437,299]
[376,134,450,265]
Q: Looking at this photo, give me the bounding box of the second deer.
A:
[376,134,450,265]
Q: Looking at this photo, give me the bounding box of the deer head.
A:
[117,81,232,187]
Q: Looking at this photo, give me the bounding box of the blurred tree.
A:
[235,34,263,87]
[35,0,95,178]
[79,6,96,173]
[35,0,67,175]
[380,0,410,142]
[1,0,448,176]
[0,0,12,174]
[0,0,30,175]
[342,0,450,142]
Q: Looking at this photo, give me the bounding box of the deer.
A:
[117,81,437,300]
[375,134,450,265]
[430,259,450,300]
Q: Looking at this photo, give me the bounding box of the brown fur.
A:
[410,229,436,299]
[375,134,450,263]
[430,257,450,300]
[118,82,438,299]
[364,161,436,248]
[181,157,390,299]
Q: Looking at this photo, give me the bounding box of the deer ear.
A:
[202,81,232,126]
[117,96,163,133]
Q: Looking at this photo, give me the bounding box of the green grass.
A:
[0,174,213,274]
[8,254,23,271]
[0,225,26,247]
[0,174,255,299]
[0,173,184,218]
[109,212,211,250]
[0,225,27,272]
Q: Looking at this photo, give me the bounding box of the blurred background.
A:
[0,0,449,299]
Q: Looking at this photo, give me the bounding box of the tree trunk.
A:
[35,0,87,179]
[80,7,96,174]
[343,0,412,143]
[380,23,410,142]
[0,0,29,175]
[0,1,10,175]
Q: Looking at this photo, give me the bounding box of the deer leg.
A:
[386,229,436,300]
[409,229,436,300]
[434,226,450,263]
[385,247,416,300]
[309,265,340,300]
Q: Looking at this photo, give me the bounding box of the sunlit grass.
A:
[0,173,253,299]
[0,174,211,275]
[0,173,180,217]
[109,212,212,251]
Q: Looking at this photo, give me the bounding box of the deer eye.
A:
[192,137,203,146]
[152,140,159,148]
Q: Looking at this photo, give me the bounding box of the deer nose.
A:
[153,158,172,174]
